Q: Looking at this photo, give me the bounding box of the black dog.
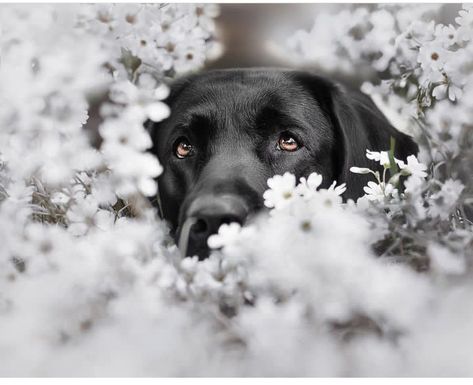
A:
[150,68,417,259]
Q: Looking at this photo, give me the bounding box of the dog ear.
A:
[289,71,418,200]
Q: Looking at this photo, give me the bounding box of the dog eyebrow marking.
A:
[174,112,215,132]
[255,106,309,133]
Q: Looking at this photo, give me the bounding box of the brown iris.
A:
[175,138,193,159]
[278,132,300,152]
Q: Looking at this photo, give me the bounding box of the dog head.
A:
[149,68,417,259]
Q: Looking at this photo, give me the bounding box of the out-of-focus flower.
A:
[434,24,459,48]
[100,117,152,151]
[1,3,473,378]
[455,4,473,42]
[109,80,171,122]
[66,196,115,235]
[428,243,466,275]
[428,179,464,219]
[403,174,428,219]
[207,222,242,249]
[314,187,344,208]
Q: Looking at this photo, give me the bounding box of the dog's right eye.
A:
[277,132,301,152]
[174,137,194,159]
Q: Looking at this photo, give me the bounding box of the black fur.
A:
[149,68,418,258]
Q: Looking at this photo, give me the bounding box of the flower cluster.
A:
[283,5,473,150]
[1,3,473,377]
[78,4,222,78]
[184,4,472,376]
[281,3,473,270]
[0,4,228,376]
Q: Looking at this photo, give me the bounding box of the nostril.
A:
[190,214,242,239]
[184,196,249,259]
[192,218,208,235]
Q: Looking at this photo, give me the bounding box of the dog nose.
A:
[182,195,248,259]
[192,213,242,237]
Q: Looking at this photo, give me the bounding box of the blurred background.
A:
[207,3,462,72]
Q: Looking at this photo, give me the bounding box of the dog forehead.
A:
[172,70,317,120]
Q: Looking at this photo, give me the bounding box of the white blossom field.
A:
[0,3,473,377]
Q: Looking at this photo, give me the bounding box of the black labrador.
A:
[149,68,417,259]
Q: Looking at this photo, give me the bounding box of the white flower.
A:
[109,80,171,122]
[153,83,171,100]
[447,84,463,102]
[455,5,473,42]
[363,181,385,202]
[327,180,347,196]
[428,179,464,219]
[292,173,346,210]
[404,174,425,195]
[180,256,199,282]
[66,196,115,235]
[100,117,152,151]
[425,100,466,156]
[173,44,207,74]
[405,19,436,42]
[145,102,171,122]
[432,83,448,100]
[399,155,428,178]
[104,147,162,197]
[434,24,459,48]
[350,166,372,174]
[366,150,404,168]
[193,4,220,34]
[366,150,390,167]
[295,172,323,198]
[404,175,427,219]
[428,243,466,275]
[51,182,87,206]
[207,222,242,249]
[314,188,344,208]
[432,82,463,102]
[363,181,398,202]
[431,54,464,102]
[263,172,297,209]
[417,41,449,73]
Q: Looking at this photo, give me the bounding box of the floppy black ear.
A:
[289,71,418,200]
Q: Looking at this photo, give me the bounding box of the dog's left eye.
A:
[278,132,301,152]
[174,137,194,159]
